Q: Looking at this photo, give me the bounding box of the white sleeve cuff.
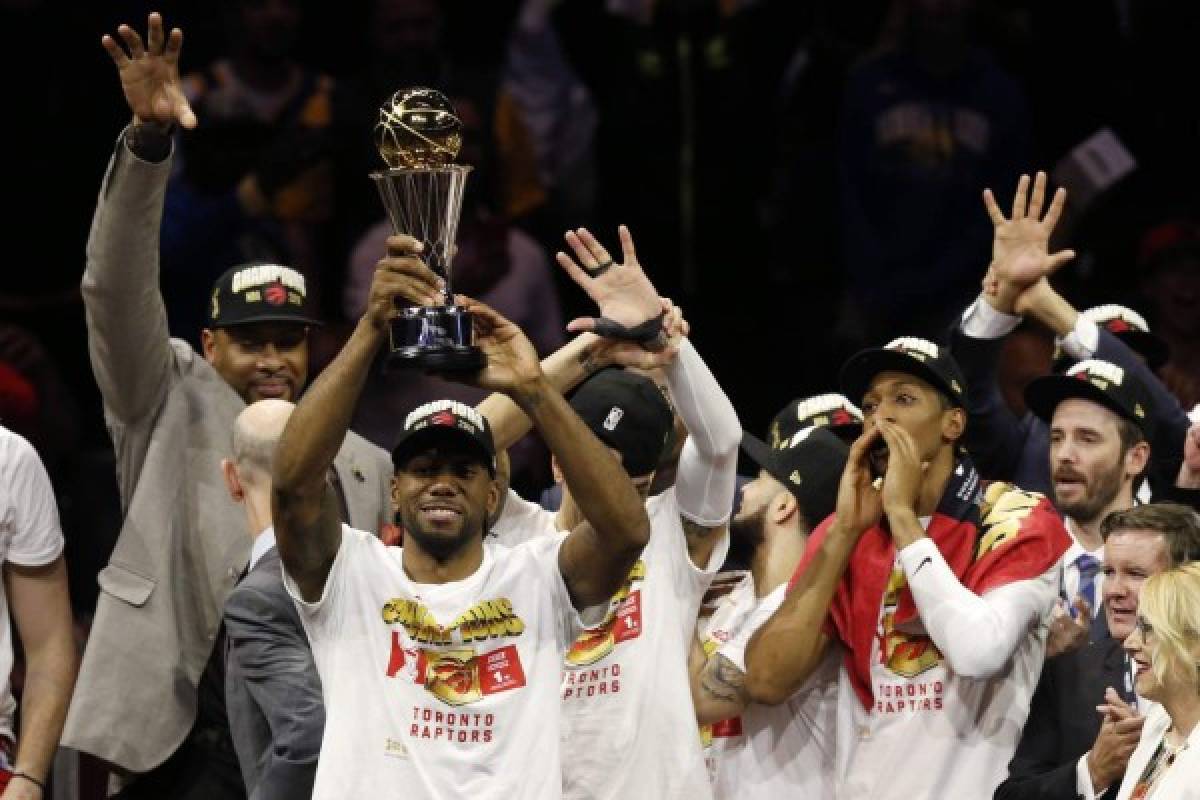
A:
[960,296,1022,339]
[1076,752,1098,799]
[1058,317,1099,361]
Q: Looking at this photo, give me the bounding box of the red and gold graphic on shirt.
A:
[566,560,646,667]
[877,567,943,678]
[386,632,528,707]
[380,596,526,646]
[975,483,1043,560]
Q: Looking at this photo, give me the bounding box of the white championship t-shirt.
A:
[709,584,838,799]
[833,553,1057,800]
[0,428,65,746]
[492,488,728,800]
[286,524,586,799]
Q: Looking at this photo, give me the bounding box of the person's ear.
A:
[942,406,966,444]
[485,481,500,521]
[772,491,799,527]
[1125,440,1151,479]
[221,459,244,503]
[202,328,218,364]
[390,474,402,514]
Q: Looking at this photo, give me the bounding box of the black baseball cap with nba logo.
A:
[569,368,673,479]
[839,336,968,409]
[208,262,323,328]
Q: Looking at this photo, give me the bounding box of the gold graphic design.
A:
[566,561,646,667]
[879,567,942,678]
[976,483,1042,559]
[381,596,526,645]
[423,649,483,706]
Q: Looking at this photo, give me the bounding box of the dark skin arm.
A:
[742,423,883,704]
[272,236,441,601]
[461,300,652,609]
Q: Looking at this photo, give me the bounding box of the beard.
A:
[727,505,767,570]
[398,508,484,564]
[1052,459,1126,524]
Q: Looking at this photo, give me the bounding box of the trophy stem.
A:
[370,165,472,291]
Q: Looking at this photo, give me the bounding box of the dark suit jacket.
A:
[224,546,324,800]
[949,325,1190,497]
[994,615,1128,800]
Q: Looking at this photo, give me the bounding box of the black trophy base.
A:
[386,305,486,373]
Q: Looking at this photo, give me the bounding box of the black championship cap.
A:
[1052,305,1169,371]
[840,336,968,408]
[391,400,497,473]
[766,393,864,447]
[570,368,673,478]
[208,262,323,328]
[741,425,849,530]
[1025,358,1155,440]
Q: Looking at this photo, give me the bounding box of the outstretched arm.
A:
[273,237,439,600]
[456,299,651,609]
[84,13,198,425]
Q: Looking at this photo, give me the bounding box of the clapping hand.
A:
[102,12,197,130]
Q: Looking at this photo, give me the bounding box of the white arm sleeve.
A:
[960,296,1022,339]
[898,538,1057,678]
[665,339,741,527]
[1057,316,1100,361]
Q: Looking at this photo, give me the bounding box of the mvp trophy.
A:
[372,88,484,371]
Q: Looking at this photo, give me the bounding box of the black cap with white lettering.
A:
[839,336,968,409]
[765,393,863,447]
[391,400,497,474]
[1025,358,1155,440]
[208,262,323,328]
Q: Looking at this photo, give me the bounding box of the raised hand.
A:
[877,421,927,519]
[556,225,668,351]
[456,298,542,393]
[363,236,443,331]
[594,297,688,370]
[981,172,1075,313]
[1087,687,1144,792]
[832,423,885,538]
[102,12,196,130]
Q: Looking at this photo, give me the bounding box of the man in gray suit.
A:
[221,400,322,800]
[63,12,402,795]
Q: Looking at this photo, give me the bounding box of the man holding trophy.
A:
[269,83,690,798]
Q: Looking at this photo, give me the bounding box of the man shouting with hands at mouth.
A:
[743,337,1071,800]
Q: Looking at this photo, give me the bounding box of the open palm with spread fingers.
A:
[556,225,668,351]
[102,12,197,130]
[981,171,1074,311]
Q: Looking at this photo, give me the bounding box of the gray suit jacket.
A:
[63,132,393,772]
[225,546,321,800]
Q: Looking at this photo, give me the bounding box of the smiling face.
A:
[859,372,963,475]
[1048,398,1142,525]
[392,441,497,563]
[1102,530,1170,641]
[203,323,309,403]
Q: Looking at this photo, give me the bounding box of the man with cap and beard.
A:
[743,336,1070,800]
[690,417,849,798]
[70,14,394,796]
[1019,358,1154,661]
[485,225,741,799]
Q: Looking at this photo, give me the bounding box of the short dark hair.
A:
[1101,503,1200,567]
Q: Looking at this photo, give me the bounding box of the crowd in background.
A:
[2,1,1200,798]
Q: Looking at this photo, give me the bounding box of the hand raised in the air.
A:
[102,12,197,130]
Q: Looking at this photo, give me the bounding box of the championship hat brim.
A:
[839,349,965,409]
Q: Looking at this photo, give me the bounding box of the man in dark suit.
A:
[220,399,324,800]
[995,502,1200,799]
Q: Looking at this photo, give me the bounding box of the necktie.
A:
[1075,553,1101,614]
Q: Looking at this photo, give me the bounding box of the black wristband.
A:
[125,122,174,163]
[11,771,45,794]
